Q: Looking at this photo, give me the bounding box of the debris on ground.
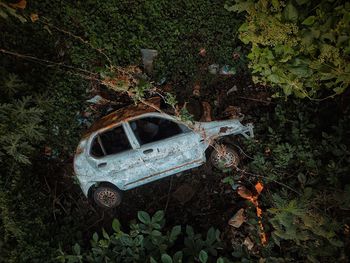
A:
[222,106,241,119]
[208,64,220,74]
[86,95,110,105]
[193,82,201,97]
[243,236,254,250]
[200,101,212,122]
[172,183,196,204]
[237,183,267,246]
[228,208,245,228]
[220,65,235,75]
[199,48,206,57]
[141,49,158,74]
[226,85,238,95]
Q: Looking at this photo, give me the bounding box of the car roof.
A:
[83,97,161,138]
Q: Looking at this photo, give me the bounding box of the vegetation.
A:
[1,0,349,263]
[226,0,350,98]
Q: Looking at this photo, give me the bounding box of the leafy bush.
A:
[242,99,350,261]
[226,0,350,98]
[58,210,228,263]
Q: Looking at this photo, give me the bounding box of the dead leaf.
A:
[30,13,39,22]
[199,48,206,57]
[243,236,254,250]
[255,182,264,195]
[44,146,52,156]
[223,105,241,119]
[172,184,195,204]
[228,208,245,228]
[9,0,26,9]
[237,183,268,246]
[232,52,240,60]
[193,82,201,96]
[237,186,255,202]
[200,101,212,122]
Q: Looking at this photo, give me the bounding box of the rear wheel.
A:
[93,184,122,209]
[210,145,240,170]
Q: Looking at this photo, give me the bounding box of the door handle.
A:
[143,149,153,154]
[98,162,107,168]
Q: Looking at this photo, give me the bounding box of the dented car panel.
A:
[74,99,253,197]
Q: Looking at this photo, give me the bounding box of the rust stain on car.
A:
[219,126,232,133]
[83,97,161,138]
[76,146,84,155]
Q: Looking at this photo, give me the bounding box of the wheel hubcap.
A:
[96,188,117,207]
[212,150,239,168]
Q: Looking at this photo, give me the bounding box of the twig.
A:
[1,48,96,76]
[236,96,272,104]
[237,168,302,196]
[40,17,113,66]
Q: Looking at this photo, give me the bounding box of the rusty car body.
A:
[74,97,254,208]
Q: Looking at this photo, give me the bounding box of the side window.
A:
[90,125,131,157]
[130,117,188,145]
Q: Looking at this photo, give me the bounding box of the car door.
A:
[127,114,204,183]
[88,123,145,190]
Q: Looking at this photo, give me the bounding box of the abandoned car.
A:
[74,98,254,208]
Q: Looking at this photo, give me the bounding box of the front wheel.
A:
[93,184,122,209]
[210,145,240,170]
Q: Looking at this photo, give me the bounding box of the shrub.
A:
[226,0,350,98]
[58,210,229,263]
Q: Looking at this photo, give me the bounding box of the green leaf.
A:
[102,228,109,240]
[161,254,173,263]
[92,232,99,242]
[170,225,181,241]
[0,9,8,19]
[271,0,280,9]
[112,219,120,232]
[150,257,158,263]
[217,258,225,263]
[151,230,162,237]
[186,225,194,237]
[199,250,208,263]
[302,16,315,26]
[73,243,80,255]
[152,210,164,223]
[173,251,183,263]
[297,173,306,185]
[283,2,298,22]
[296,0,309,5]
[138,211,151,224]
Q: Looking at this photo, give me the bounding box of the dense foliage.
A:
[1,0,349,263]
[226,0,350,98]
[58,211,226,263]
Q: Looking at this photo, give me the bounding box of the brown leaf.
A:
[9,0,26,9]
[199,48,206,57]
[30,13,39,22]
[228,208,245,228]
[237,186,255,202]
[200,101,212,122]
[255,182,264,195]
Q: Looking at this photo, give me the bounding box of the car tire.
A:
[93,184,122,209]
[210,144,240,170]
